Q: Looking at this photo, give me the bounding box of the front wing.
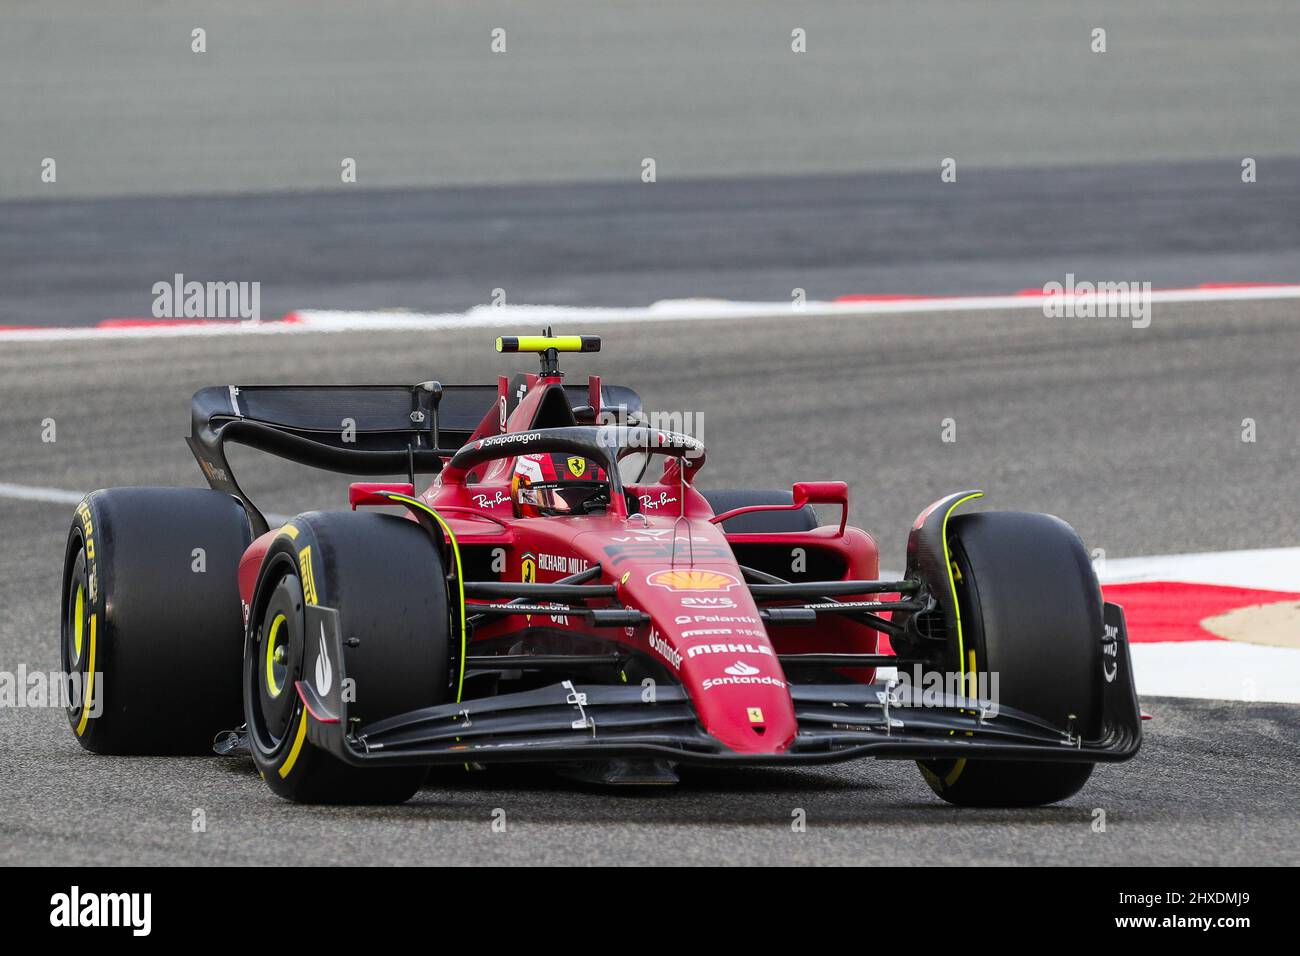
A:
[295,603,1142,768]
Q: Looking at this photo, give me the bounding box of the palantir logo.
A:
[50,886,151,936]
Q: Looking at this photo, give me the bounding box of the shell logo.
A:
[646,569,740,592]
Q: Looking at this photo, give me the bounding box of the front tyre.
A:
[918,511,1102,807]
[245,511,450,804]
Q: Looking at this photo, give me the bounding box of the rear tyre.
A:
[918,511,1102,807]
[245,511,450,804]
[60,488,252,754]
[700,489,818,533]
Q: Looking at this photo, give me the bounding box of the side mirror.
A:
[792,481,848,535]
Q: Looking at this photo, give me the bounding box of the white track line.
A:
[0,482,288,523]
[3,284,1300,342]
[1131,642,1300,704]
[1098,547,1300,592]
[0,482,88,506]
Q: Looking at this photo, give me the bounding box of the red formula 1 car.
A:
[60,334,1140,805]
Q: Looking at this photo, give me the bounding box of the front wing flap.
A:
[294,603,1142,768]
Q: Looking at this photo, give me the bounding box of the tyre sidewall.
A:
[244,512,450,803]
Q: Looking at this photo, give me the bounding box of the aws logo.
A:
[521,553,537,584]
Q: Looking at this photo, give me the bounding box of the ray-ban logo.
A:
[50,886,151,936]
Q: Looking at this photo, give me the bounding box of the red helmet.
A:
[511,453,609,518]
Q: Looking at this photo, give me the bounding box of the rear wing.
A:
[188,382,641,534]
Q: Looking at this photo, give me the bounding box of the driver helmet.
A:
[511,452,609,518]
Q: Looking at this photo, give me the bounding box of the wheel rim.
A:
[264,613,288,698]
[247,559,304,754]
[62,546,93,724]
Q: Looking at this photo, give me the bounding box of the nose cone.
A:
[631,566,797,754]
[684,642,797,754]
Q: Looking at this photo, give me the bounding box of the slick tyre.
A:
[918,511,1103,807]
[245,511,451,804]
[61,488,253,754]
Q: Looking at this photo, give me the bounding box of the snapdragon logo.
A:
[1042,273,1152,329]
[594,418,705,460]
[50,886,151,936]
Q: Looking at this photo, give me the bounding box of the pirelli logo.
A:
[299,546,319,605]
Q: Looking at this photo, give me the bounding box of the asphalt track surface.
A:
[1,302,1298,864]
[5,157,1300,326]
[6,1,1300,200]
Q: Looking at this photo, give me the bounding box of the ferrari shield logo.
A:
[521,554,537,584]
[566,456,587,478]
[747,707,764,724]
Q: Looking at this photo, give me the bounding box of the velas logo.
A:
[49,886,151,936]
[646,569,740,592]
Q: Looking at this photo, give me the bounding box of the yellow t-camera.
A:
[496,335,601,354]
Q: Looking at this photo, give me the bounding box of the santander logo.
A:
[724,660,760,677]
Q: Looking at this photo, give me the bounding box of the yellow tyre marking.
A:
[75,614,97,737]
[940,492,984,687]
[298,546,318,605]
[73,584,85,659]
[383,494,468,703]
[264,613,287,697]
[278,524,299,540]
[943,758,967,787]
[278,711,309,778]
